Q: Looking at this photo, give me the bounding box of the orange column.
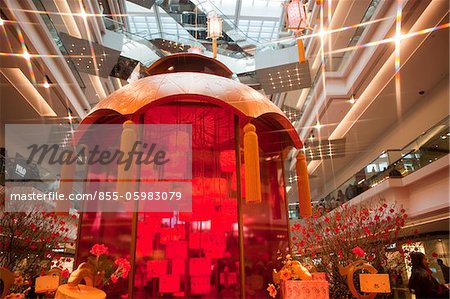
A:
[117,120,137,197]
[243,123,261,203]
[296,152,312,218]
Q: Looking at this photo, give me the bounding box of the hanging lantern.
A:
[284,0,310,63]
[284,0,310,32]
[207,13,223,59]
[295,151,312,218]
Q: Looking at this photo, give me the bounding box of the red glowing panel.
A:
[188,232,202,249]
[202,233,227,258]
[190,276,211,295]
[220,271,238,286]
[159,275,181,293]
[179,198,215,222]
[166,241,187,259]
[220,150,236,173]
[160,227,185,244]
[189,258,211,276]
[192,178,228,197]
[136,231,153,257]
[171,259,185,276]
[146,260,168,278]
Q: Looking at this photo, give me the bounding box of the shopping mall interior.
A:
[0,0,449,298]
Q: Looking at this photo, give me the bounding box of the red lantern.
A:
[284,0,310,33]
[207,13,223,59]
[284,0,310,63]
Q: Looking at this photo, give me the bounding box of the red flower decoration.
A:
[110,274,118,283]
[432,252,438,258]
[90,244,109,256]
[115,258,131,278]
[61,269,70,278]
[352,246,366,257]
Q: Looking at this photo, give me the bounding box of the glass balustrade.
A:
[288,116,449,219]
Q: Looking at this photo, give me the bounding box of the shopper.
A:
[408,252,449,298]
[437,259,450,283]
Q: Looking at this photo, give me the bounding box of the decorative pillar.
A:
[243,123,261,203]
[295,152,312,218]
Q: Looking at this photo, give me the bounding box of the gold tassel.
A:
[57,151,76,215]
[297,39,306,63]
[243,123,261,203]
[296,152,312,218]
[117,120,137,196]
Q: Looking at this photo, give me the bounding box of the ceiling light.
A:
[43,81,50,89]
[0,18,4,26]
[393,31,403,44]
[22,50,31,61]
[349,94,356,104]
[314,121,322,129]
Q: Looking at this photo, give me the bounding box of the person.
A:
[408,252,449,298]
[437,259,450,283]
[336,189,345,204]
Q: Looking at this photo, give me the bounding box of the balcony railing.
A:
[289,116,449,219]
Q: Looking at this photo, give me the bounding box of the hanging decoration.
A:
[117,120,137,197]
[295,152,312,218]
[243,123,261,203]
[284,0,311,63]
[207,12,223,59]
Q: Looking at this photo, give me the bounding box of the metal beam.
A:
[154,5,164,39]
[234,0,242,29]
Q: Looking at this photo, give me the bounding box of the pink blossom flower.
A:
[352,246,366,258]
[61,269,70,278]
[115,258,131,278]
[90,244,109,256]
[110,274,118,283]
